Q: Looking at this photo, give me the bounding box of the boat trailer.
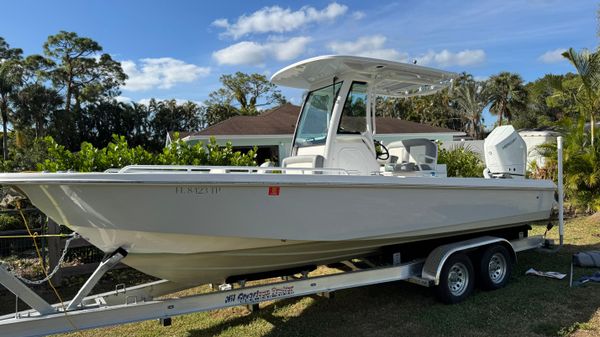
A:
[0,234,546,337]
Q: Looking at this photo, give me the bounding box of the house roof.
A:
[195,103,300,136]
[179,103,461,138]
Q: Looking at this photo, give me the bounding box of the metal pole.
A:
[66,249,127,311]
[557,136,564,246]
[0,264,55,315]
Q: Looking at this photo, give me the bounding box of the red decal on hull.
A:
[268,186,280,196]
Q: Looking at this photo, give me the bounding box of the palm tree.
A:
[0,62,23,160]
[487,72,527,126]
[0,38,23,160]
[561,48,600,146]
[455,72,474,86]
[536,117,600,212]
[453,81,490,139]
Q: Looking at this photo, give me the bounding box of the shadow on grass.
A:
[187,282,437,337]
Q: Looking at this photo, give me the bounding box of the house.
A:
[168,103,466,165]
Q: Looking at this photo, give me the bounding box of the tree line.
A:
[375,71,587,140]
[0,32,286,158]
[0,31,593,157]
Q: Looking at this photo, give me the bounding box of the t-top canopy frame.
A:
[271,55,457,98]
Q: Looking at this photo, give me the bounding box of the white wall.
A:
[519,131,559,168]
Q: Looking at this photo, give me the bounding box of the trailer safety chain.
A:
[17,207,79,331]
[14,233,79,285]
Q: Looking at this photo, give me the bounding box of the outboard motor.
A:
[483,125,527,179]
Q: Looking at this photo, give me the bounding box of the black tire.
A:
[434,253,474,304]
[477,244,513,291]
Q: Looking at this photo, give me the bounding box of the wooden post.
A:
[46,219,62,286]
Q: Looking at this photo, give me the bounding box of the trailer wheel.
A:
[434,253,474,304]
[478,245,512,290]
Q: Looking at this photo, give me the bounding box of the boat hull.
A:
[1,172,555,285]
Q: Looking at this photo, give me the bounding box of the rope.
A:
[17,207,78,331]
[0,234,73,239]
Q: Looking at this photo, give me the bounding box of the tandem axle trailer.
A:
[0,234,546,337]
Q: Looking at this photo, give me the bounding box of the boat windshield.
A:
[338,82,368,134]
[294,82,342,147]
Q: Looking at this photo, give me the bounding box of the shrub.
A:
[535,118,600,213]
[36,134,256,172]
[0,214,22,231]
[158,136,256,167]
[438,145,485,177]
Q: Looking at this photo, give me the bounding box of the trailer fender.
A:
[421,236,517,286]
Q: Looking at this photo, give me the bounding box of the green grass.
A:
[2,215,599,337]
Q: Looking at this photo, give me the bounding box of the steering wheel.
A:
[374,140,390,161]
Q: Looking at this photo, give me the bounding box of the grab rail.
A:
[117,165,351,175]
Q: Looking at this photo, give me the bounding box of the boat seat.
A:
[281,155,325,173]
[387,138,438,171]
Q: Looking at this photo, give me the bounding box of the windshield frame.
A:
[337,81,368,135]
[292,81,343,148]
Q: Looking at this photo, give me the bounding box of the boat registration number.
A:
[175,186,222,195]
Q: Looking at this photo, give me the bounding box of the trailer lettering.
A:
[227,286,296,304]
[271,286,294,297]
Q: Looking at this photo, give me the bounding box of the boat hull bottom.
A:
[121,223,535,286]
[122,239,388,286]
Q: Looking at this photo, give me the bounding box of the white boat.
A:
[0,55,556,286]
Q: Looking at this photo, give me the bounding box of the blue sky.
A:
[0,0,597,125]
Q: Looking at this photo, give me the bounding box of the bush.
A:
[0,214,22,231]
[438,145,485,177]
[535,118,600,213]
[158,136,256,167]
[36,134,257,172]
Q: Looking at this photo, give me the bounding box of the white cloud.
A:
[272,37,313,61]
[538,48,567,63]
[417,49,486,67]
[328,35,409,62]
[352,11,365,20]
[212,18,229,28]
[213,3,347,39]
[122,57,210,91]
[213,37,311,66]
[213,42,265,66]
[328,36,485,68]
[114,95,133,103]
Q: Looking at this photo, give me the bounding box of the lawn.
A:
[3,215,599,337]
